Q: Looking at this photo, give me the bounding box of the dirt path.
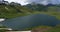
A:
[31,27,52,32]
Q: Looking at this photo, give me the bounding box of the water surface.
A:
[1,14,59,30]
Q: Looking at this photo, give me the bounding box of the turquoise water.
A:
[1,14,59,30]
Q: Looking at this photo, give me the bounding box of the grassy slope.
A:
[0,5,31,18]
[0,5,60,19]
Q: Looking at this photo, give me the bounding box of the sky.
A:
[5,0,60,5]
[5,0,28,5]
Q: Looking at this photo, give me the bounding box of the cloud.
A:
[40,0,48,5]
[5,0,60,5]
[5,0,28,5]
[51,0,60,4]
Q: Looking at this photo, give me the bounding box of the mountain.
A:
[24,4,48,11]
[23,3,60,12]
[0,3,26,18]
[26,0,60,5]
[0,2,60,19]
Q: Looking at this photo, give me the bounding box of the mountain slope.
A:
[0,4,60,19]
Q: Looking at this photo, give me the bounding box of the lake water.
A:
[1,14,59,30]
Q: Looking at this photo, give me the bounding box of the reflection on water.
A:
[1,14,59,30]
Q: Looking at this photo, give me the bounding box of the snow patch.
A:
[0,19,5,22]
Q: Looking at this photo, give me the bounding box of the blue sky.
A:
[5,0,60,5]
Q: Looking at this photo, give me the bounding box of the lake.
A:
[1,14,59,30]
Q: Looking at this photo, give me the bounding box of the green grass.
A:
[25,26,60,32]
[0,5,60,19]
[32,11,60,20]
[44,27,60,32]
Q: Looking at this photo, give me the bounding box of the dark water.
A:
[1,14,59,30]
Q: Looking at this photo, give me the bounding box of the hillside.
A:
[0,4,32,18]
[0,3,60,19]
